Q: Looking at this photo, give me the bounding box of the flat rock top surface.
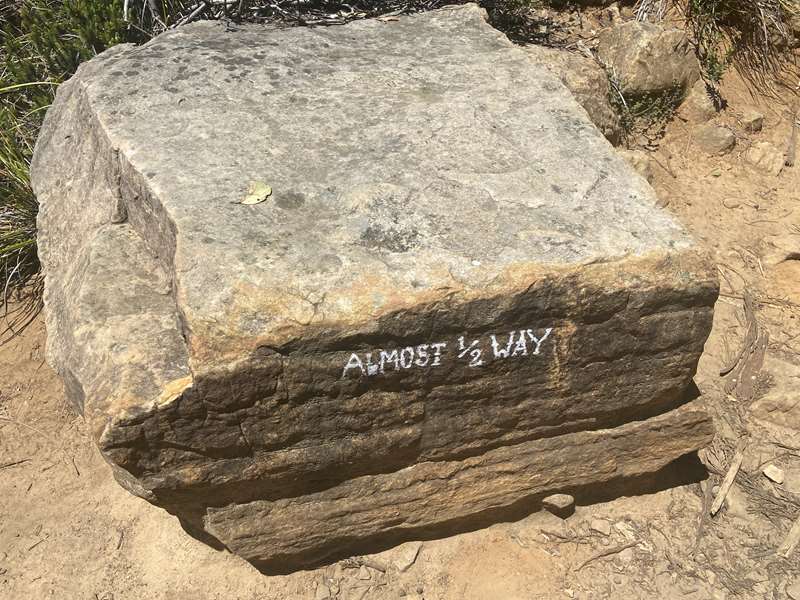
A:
[73,5,690,363]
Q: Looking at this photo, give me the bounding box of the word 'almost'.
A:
[342,327,553,378]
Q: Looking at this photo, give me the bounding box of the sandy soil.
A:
[2,32,800,600]
[0,318,739,600]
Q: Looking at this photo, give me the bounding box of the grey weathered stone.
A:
[524,45,623,145]
[597,20,700,98]
[741,108,765,133]
[746,141,784,175]
[590,519,612,536]
[31,5,716,571]
[763,464,785,484]
[694,124,736,155]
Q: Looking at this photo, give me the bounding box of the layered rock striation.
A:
[32,5,717,571]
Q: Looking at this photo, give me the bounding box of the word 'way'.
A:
[342,327,553,378]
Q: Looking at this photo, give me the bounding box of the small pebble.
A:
[542,493,575,519]
[763,464,785,484]
[740,108,765,133]
[590,519,612,536]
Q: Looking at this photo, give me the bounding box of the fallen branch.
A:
[786,103,798,167]
[693,477,714,553]
[0,458,30,470]
[710,438,748,516]
[721,290,769,402]
[574,541,638,572]
[719,291,757,376]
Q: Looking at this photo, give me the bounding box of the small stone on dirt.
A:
[741,108,765,133]
[787,579,800,600]
[745,141,784,175]
[590,519,612,536]
[760,233,800,267]
[678,80,716,123]
[392,541,422,572]
[542,494,575,519]
[597,20,699,97]
[763,464,785,484]
[694,125,736,155]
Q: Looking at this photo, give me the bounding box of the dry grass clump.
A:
[637,0,800,84]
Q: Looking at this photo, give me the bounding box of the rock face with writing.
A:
[31,5,717,572]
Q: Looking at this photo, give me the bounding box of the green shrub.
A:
[0,1,152,338]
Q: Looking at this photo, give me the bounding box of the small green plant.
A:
[0,0,149,338]
[0,96,43,341]
[483,0,562,45]
[607,68,686,147]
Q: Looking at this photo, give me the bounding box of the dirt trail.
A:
[2,57,800,600]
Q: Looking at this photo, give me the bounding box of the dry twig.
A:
[574,541,638,572]
[786,103,798,167]
[710,438,748,516]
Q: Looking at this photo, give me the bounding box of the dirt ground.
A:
[3,23,800,600]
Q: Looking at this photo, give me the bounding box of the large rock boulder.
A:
[31,5,717,571]
[597,20,700,98]
[524,45,623,145]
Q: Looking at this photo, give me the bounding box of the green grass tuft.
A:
[0,0,151,338]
